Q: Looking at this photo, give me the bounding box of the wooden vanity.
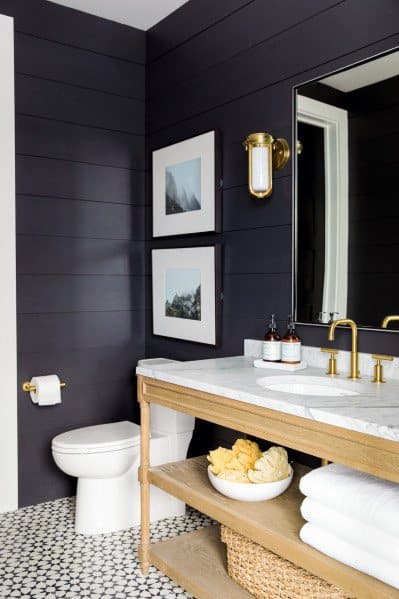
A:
[137,372,399,599]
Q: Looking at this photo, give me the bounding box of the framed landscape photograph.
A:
[152,246,221,345]
[152,130,221,237]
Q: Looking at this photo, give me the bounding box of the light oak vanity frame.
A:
[138,375,399,599]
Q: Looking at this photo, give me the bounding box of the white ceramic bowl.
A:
[207,465,293,502]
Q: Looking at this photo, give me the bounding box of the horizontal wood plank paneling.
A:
[150,1,399,132]
[16,196,145,240]
[16,74,145,134]
[146,0,399,456]
[0,0,146,63]
[15,33,145,99]
[16,115,145,170]
[148,0,342,95]
[3,0,146,507]
[17,274,145,314]
[17,236,144,276]
[18,310,144,353]
[16,155,145,205]
[147,0,252,62]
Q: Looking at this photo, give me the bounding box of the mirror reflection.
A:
[295,49,399,330]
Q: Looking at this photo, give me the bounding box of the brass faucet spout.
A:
[381,315,399,329]
[327,319,359,380]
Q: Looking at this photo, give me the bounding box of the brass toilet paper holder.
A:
[22,381,66,393]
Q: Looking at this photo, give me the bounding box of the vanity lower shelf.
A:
[148,456,397,599]
[150,526,251,599]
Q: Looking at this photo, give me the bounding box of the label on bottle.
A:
[281,341,301,363]
[263,341,282,362]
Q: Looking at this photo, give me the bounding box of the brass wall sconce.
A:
[243,132,290,199]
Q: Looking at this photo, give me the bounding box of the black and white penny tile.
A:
[0,497,213,598]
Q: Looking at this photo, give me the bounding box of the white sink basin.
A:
[257,375,361,397]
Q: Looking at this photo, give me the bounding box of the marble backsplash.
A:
[244,339,399,382]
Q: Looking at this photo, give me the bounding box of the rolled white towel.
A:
[301,497,399,565]
[300,522,399,590]
[299,462,399,535]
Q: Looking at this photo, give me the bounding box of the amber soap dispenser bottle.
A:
[263,314,282,362]
[281,315,301,364]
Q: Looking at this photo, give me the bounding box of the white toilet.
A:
[52,360,194,535]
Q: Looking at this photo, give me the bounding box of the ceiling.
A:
[321,51,399,92]
[46,0,190,31]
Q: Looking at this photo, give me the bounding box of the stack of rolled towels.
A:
[299,462,399,590]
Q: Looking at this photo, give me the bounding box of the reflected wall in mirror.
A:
[295,49,399,331]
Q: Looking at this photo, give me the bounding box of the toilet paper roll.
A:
[30,375,62,406]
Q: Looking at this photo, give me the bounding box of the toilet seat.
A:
[52,421,141,454]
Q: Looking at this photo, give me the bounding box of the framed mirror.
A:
[294,48,399,331]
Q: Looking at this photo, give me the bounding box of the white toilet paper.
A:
[30,375,62,406]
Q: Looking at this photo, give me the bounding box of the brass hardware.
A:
[320,348,339,375]
[243,132,290,199]
[22,381,66,393]
[297,140,303,155]
[381,315,399,329]
[371,354,393,383]
[328,319,360,380]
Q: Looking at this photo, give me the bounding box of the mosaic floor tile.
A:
[0,497,213,598]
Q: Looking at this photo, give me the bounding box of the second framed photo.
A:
[152,245,221,345]
[152,130,221,237]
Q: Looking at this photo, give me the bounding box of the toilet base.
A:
[76,465,137,535]
[75,432,192,535]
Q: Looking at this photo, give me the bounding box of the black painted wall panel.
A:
[149,1,399,132]
[16,115,145,171]
[0,0,146,63]
[148,0,342,96]
[17,196,145,240]
[0,0,147,507]
[16,155,145,205]
[17,237,144,276]
[15,33,145,100]
[146,0,399,456]
[16,75,145,134]
[147,0,252,62]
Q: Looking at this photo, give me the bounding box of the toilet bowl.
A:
[52,357,195,535]
[52,400,194,535]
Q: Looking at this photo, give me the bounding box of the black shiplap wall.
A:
[0,0,146,507]
[146,0,399,452]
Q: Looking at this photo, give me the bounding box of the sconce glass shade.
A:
[244,133,273,199]
[244,132,290,199]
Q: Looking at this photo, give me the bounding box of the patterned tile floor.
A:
[0,497,213,598]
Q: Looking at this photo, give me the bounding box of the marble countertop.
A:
[136,356,399,442]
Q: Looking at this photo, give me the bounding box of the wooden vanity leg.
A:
[138,376,150,575]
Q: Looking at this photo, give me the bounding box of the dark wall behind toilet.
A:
[145,0,399,454]
[0,0,146,507]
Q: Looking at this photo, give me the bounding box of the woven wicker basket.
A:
[221,526,354,599]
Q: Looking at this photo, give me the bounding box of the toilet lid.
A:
[52,421,141,454]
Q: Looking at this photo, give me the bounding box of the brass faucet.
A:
[328,319,360,380]
[381,315,399,329]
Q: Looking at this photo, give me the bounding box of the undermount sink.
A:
[257,375,361,397]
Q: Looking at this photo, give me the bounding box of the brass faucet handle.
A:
[320,348,339,375]
[372,354,393,362]
[371,354,393,383]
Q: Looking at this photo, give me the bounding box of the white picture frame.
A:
[152,130,221,237]
[152,246,221,345]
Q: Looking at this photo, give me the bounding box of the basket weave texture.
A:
[221,526,354,599]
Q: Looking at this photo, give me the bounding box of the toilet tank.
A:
[137,358,195,434]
